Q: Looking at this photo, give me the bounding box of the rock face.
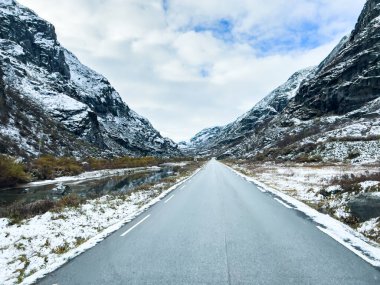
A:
[183,67,316,157]
[294,0,380,117]
[0,0,179,158]
[179,126,224,156]
[348,193,380,222]
[186,0,380,163]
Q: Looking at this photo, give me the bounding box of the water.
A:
[0,167,175,207]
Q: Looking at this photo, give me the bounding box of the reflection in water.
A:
[0,168,175,207]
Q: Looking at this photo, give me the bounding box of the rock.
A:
[185,0,380,163]
[348,193,380,222]
[182,67,316,157]
[0,1,180,158]
[51,183,71,196]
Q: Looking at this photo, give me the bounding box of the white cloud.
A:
[17,0,365,141]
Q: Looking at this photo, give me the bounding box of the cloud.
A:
[17,0,365,141]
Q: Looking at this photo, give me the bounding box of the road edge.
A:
[222,162,380,268]
[22,165,205,285]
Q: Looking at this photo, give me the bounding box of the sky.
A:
[18,0,366,142]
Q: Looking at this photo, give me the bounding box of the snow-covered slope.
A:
[183,67,315,156]
[179,126,223,155]
[0,0,179,158]
[187,0,380,163]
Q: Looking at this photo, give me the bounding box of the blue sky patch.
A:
[193,18,235,43]
[240,20,335,56]
[162,0,169,13]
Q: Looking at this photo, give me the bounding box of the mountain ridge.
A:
[185,0,380,163]
[0,0,180,158]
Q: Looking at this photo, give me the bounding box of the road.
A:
[39,160,380,284]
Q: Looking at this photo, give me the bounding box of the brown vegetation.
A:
[0,160,204,223]
[22,155,194,182]
[0,194,83,224]
[329,172,380,193]
[29,155,83,180]
[0,155,30,187]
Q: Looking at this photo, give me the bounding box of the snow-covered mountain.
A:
[0,0,180,158]
[186,0,380,163]
[183,67,316,157]
[178,126,223,155]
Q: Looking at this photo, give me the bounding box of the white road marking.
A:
[164,195,175,203]
[274,198,292,209]
[180,185,185,189]
[120,215,151,237]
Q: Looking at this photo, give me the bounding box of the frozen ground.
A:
[227,163,380,267]
[0,167,202,285]
[27,166,161,187]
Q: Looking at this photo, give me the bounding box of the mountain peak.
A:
[0,0,179,158]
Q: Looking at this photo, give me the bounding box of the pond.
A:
[0,167,175,208]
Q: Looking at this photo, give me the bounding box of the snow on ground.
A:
[227,164,380,267]
[231,163,380,232]
[0,167,203,285]
[159,162,190,167]
[27,166,161,187]
[230,163,379,203]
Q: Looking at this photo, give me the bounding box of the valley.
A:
[1,0,380,284]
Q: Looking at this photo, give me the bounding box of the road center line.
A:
[164,195,175,203]
[274,198,292,209]
[120,215,151,237]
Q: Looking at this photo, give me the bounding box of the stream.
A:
[0,167,175,207]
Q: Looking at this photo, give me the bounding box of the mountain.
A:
[0,0,179,158]
[186,0,380,163]
[178,126,223,155]
[183,67,316,157]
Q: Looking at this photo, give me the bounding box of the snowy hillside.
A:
[186,0,380,163]
[183,67,315,157]
[0,0,179,158]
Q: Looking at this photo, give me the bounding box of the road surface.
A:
[39,160,380,284]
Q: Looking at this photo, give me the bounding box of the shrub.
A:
[52,241,70,255]
[55,193,82,209]
[295,154,323,163]
[0,155,30,187]
[30,155,83,180]
[4,200,55,224]
[330,172,380,193]
[86,156,160,170]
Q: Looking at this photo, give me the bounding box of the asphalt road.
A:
[38,160,380,285]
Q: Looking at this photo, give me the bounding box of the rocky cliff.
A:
[186,0,380,163]
[0,0,179,158]
[183,67,315,157]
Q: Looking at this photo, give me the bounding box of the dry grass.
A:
[330,172,380,193]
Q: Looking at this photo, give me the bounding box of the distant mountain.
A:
[182,67,316,157]
[0,0,180,158]
[178,126,223,155]
[185,0,380,163]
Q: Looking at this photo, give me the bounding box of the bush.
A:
[86,156,160,170]
[0,194,82,223]
[55,193,82,209]
[30,155,83,180]
[330,172,380,193]
[0,155,30,187]
[3,200,55,224]
[295,154,323,163]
